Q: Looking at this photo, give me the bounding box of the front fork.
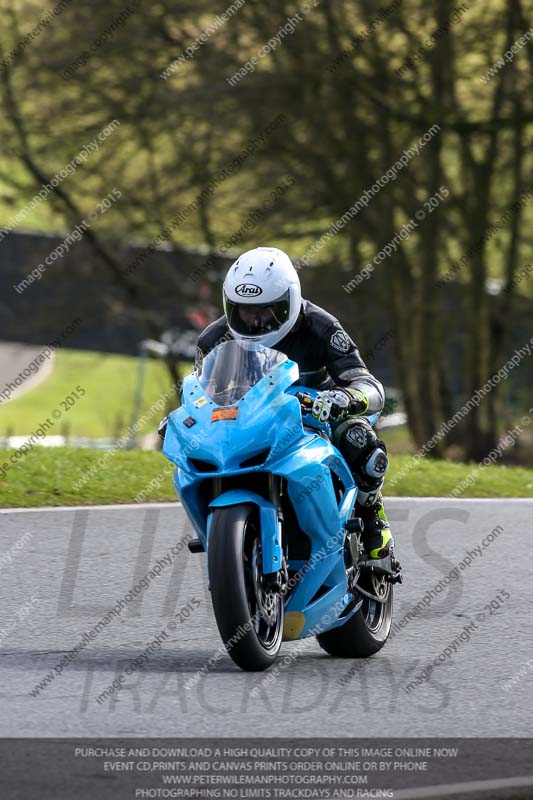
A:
[263,474,289,593]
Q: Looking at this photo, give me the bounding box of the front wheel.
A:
[316,570,393,658]
[208,504,284,671]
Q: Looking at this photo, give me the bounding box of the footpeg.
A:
[358,553,403,584]
[188,538,205,553]
[390,556,403,584]
[358,553,392,574]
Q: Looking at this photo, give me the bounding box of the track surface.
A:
[0,498,531,737]
[0,341,54,403]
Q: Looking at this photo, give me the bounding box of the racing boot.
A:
[356,493,394,559]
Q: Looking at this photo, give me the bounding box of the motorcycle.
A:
[162,339,402,671]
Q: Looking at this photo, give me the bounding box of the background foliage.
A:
[1,0,532,461]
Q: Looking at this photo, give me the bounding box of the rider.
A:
[192,246,394,560]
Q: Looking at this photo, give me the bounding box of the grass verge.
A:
[0,348,179,439]
[0,448,531,508]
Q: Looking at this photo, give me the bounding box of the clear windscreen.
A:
[197,340,287,406]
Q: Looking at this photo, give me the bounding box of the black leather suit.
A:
[197,300,388,506]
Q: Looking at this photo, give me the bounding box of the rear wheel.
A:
[316,570,393,657]
[208,503,284,671]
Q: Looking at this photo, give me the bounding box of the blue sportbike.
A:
[162,339,402,671]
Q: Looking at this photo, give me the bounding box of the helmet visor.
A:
[225,289,291,337]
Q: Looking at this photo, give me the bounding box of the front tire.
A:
[208,503,284,671]
[316,571,393,658]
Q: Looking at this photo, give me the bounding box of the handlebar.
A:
[289,387,332,438]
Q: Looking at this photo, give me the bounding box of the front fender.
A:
[208,490,282,575]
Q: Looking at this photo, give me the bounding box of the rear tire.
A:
[208,503,284,671]
[316,572,393,658]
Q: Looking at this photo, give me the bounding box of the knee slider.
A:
[334,417,374,459]
[333,418,387,492]
[364,446,388,479]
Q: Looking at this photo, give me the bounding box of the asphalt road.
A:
[0,498,532,738]
[0,341,54,404]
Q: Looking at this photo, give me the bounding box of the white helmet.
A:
[223,247,301,347]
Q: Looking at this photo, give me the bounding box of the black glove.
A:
[312,388,368,423]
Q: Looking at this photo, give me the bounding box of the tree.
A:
[1,0,531,459]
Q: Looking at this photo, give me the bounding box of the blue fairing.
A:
[163,342,381,639]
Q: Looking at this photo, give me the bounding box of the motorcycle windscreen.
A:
[197,339,288,406]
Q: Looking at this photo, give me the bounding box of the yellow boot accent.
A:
[369,528,393,559]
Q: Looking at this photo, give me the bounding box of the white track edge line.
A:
[0,502,183,513]
[1,496,532,513]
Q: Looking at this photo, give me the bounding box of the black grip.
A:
[295,391,314,414]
